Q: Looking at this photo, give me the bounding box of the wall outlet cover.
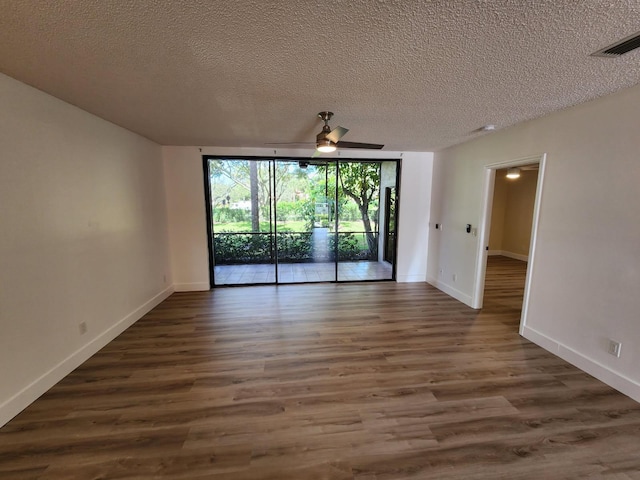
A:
[608,340,622,357]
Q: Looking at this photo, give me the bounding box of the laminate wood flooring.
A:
[1,256,639,479]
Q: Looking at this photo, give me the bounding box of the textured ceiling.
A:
[1,1,639,151]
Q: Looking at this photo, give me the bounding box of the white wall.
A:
[0,74,172,426]
[163,147,210,291]
[427,83,640,402]
[163,147,433,288]
[396,153,433,282]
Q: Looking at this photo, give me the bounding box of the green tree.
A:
[209,160,298,232]
[338,162,381,255]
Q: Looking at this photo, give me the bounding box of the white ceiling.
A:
[1,1,639,151]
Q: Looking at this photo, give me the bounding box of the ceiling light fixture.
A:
[481,124,496,132]
[316,138,337,153]
[506,167,521,179]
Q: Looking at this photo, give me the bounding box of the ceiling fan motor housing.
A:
[316,126,332,142]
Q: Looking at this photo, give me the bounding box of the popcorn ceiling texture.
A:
[1,1,639,151]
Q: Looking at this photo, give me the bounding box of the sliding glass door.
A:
[204,157,399,286]
[206,159,276,285]
[275,160,337,283]
[336,161,389,281]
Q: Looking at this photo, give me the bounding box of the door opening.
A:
[472,154,546,334]
[203,156,401,287]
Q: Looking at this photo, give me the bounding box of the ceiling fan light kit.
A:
[316,138,337,153]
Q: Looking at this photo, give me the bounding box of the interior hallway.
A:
[482,255,529,327]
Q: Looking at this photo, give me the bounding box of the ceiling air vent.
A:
[592,31,640,57]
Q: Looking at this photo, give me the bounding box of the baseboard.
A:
[502,251,528,262]
[174,282,210,292]
[522,325,640,403]
[489,250,528,262]
[396,274,426,283]
[0,286,174,428]
[488,250,529,261]
[426,276,473,307]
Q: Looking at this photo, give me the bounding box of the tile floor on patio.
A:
[213,261,393,285]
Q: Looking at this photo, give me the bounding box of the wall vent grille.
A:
[592,32,640,57]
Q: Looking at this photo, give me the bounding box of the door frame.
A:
[202,155,402,287]
[383,186,396,263]
[471,153,547,335]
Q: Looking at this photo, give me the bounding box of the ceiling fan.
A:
[267,112,384,153]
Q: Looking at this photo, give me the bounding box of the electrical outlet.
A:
[452,273,457,282]
[607,340,622,358]
[79,321,88,335]
[163,274,167,284]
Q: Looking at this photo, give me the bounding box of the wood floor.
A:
[1,256,639,479]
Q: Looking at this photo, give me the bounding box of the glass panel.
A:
[384,187,397,263]
[275,160,337,283]
[208,159,276,285]
[337,160,395,281]
[206,157,397,286]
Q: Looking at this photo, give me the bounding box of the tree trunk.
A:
[359,205,377,257]
[249,161,260,232]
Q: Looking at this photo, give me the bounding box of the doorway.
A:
[472,154,547,334]
[203,157,400,286]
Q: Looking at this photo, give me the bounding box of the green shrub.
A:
[214,231,377,264]
[276,232,313,262]
[213,233,273,264]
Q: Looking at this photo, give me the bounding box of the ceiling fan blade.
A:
[326,126,349,143]
[336,141,384,150]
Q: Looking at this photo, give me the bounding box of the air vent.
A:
[592,31,640,57]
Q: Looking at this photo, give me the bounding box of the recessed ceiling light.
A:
[481,124,496,132]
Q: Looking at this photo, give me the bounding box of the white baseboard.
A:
[396,274,426,283]
[522,325,640,403]
[0,286,174,428]
[174,282,210,292]
[488,250,528,262]
[426,276,473,307]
